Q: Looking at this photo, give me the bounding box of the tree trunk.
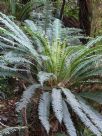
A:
[90,0,102,37]
[78,0,92,36]
[60,0,66,20]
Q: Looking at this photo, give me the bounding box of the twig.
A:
[0,121,9,128]
[21,108,29,136]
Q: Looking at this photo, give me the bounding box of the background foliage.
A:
[0,0,102,136]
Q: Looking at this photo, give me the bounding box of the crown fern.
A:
[0,13,102,136]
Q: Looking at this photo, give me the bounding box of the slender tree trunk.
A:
[60,0,66,20]
[78,0,92,36]
[90,0,102,37]
[22,108,29,136]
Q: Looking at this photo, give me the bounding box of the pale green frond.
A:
[0,60,15,77]
[16,84,40,112]
[86,36,102,48]
[3,51,33,65]
[0,12,29,40]
[78,68,102,81]
[62,88,102,136]
[1,126,27,136]
[57,46,85,82]
[0,65,27,73]
[0,12,40,63]
[52,19,62,44]
[0,41,20,50]
[68,46,102,83]
[77,97,102,132]
[70,45,102,73]
[0,35,15,45]
[37,71,56,86]
[63,100,77,136]
[24,24,52,62]
[2,30,39,60]
[38,92,51,133]
[70,55,102,81]
[24,20,44,52]
[25,19,38,32]
[52,88,63,123]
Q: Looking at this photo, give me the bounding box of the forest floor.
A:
[0,91,66,136]
[1,84,102,136]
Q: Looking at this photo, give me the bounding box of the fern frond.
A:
[0,41,20,50]
[38,92,51,133]
[62,100,77,136]
[52,19,62,44]
[38,71,55,86]
[25,19,38,32]
[0,35,15,45]
[25,20,44,52]
[77,96,102,132]
[1,126,27,136]
[62,88,102,136]
[79,91,102,104]
[80,68,102,79]
[0,60,16,77]
[3,51,33,65]
[0,12,40,63]
[16,84,40,112]
[0,64,27,73]
[86,36,102,48]
[17,0,34,21]
[71,55,102,81]
[0,70,15,77]
[52,88,63,123]
[68,46,102,85]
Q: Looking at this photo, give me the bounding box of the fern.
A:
[0,12,40,62]
[52,19,62,44]
[62,88,102,136]
[3,0,47,21]
[38,92,51,133]
[77,97,102,132]
[62,101,77,136]
[79,91,102,104]
[0,126,27,136]
[52,88,63,123]
[30,0,53,34]
[16,84,40,112]
[3,51,33,65]
[38,71,55,86]
[0,13,102,136]
[86,36,102,47]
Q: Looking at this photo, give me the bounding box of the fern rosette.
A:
[0,13,102,136]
